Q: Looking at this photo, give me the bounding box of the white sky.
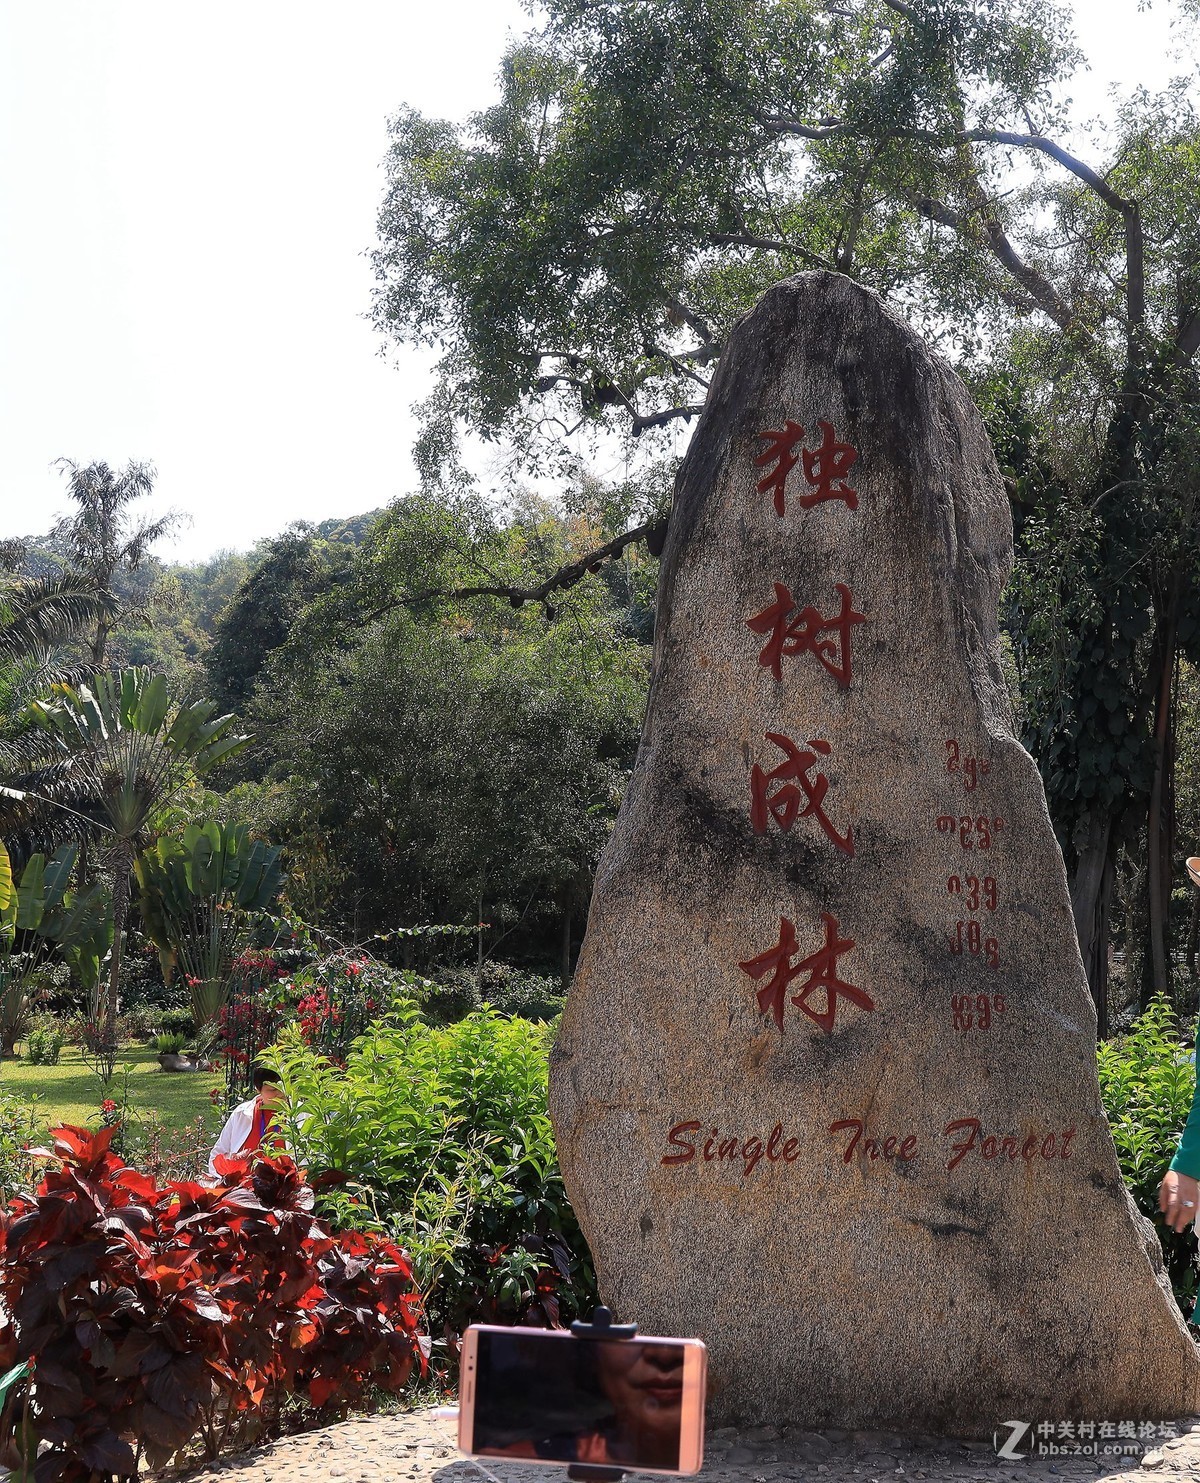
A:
[1,0,1196,563]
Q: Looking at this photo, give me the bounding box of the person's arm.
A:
[1161,1021,1200,1232]
[208,1106,248,1178]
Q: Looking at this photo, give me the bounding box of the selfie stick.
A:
[565,1306,639,1483]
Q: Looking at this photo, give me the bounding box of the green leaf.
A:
[15,854,46,931]
[0,841,15,935]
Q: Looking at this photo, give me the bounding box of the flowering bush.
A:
[292,954,394,1064]
[0,1127,425,1480]
[217,952,292,1106]
[218,952,412,1097]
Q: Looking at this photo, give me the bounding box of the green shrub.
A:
[0,1092,39,1198]
[114,937,170,1008]
[154,1031,189,1055]
[424,962,565,1024]
[122,1005,164,1042]
[159,1007,197,1040]
[271,1005,595,1354]
[1097,996,1198,1315]
[24,1023,63,1066]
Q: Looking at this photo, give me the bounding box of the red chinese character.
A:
[749,733,855,855]
[754,420,805,516]
[799,420,858,508]
[754,419,859,515]
[739,912,874,1034]
[745,581,865,687]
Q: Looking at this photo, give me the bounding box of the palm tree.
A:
[51,459,183,665]
[0,668,249,1065]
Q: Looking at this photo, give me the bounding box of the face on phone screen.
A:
[469,1330,693,1471]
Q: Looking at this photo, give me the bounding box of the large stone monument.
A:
[549,272,1200,1433]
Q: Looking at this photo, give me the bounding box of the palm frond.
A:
[0,571,112,665]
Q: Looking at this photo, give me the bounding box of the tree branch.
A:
[630,403,706,436]
[755,115,1137,219]
[532,357,704,437]
[755,113,844,140]
[352,518,670,627]
[963,130,1132,214]
[914,195,1076,332]
[646,344,712,391]
[1175,310,1200,365]
[707,230,833,269]
[533,372,591,395]
[664,294,718,353]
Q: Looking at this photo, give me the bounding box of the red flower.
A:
[101,1099,118,1114]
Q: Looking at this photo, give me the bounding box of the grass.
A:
[0,1044,225,1139]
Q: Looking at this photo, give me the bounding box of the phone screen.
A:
[470,1330,690,1471]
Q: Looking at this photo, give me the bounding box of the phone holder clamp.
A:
[570,1305,639,1343]
[566,1307,639,1483]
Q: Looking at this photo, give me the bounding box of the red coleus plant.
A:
[0,1126,425,1482]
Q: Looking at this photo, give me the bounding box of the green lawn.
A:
[1,1044,225,1139]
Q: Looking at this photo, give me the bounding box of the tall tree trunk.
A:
[1124,847,1152,1015]
[1147,602,1179,1004]
[1070,809,1118,1038]
[477,890,484,973]
[103,838,134,1073]
[91,612,110,668]
[560,886,573,995]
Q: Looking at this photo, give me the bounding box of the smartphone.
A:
[458,1325,707,1475]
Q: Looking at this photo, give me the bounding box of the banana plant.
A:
[134,820,284,1025]
[0,839,110,1054]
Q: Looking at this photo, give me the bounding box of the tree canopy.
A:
[236,495,650,960]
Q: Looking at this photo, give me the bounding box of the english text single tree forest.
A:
[372,0,1200,1032]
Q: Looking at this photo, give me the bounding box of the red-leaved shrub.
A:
[0,1126,425,1481]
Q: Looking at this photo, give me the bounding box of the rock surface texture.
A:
[548,272,1200,1433]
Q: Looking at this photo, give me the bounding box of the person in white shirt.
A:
[207,1066,286,1178]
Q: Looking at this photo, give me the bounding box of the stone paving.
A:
[179,1408,1200,1483]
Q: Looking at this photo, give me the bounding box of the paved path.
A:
[180,1408,1200,1483]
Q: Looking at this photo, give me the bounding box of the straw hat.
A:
[1189,857,1200,890]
